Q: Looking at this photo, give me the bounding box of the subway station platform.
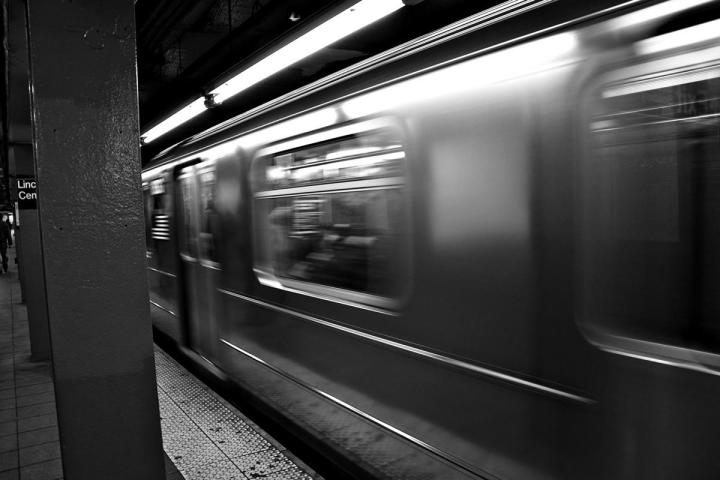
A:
[0,245,62,480]
[154,349,321,480]
[0,245,321,480]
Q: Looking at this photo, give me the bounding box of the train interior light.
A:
[603,44,720,98]
[238,107,339,151]
[341,32,578,118]
[637,18,720,55]
[610,0,714,29]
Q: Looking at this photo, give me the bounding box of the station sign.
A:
[17,175,37,209]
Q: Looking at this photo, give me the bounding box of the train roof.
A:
[142,0,701,173]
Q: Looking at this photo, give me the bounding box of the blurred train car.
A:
[142,0,720,478]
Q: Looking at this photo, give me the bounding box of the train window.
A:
[252,124,409,310]
[198,168,219,264]
[149,177,170,243]
[179,173,198,258]
[579,48,720,355]
[143,183,152,248]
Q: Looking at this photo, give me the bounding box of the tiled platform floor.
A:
[155,348,323,480]
[0,245,63,480]
[0,245,185,480]
[0,241,320,479]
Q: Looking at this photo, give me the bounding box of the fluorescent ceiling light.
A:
[141,97,207,144]
[209,0,405,105]
[637,18,720,56]
[141,0,402,146]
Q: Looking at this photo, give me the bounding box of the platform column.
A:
[9,145,51,360]
[6,0,51,360]
[24,1,165,479]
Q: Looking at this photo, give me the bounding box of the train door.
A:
[577,11,720,478]
[144,174,185,343]
[177,162,220,360]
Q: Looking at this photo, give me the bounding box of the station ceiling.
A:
[136,0,497,162]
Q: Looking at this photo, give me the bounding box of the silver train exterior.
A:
[142,0,720,478]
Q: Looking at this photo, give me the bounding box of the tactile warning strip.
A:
[154,347,321,480]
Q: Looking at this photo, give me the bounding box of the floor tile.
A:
[17,428,58,450]
[0,436,15,454]
[0,451,17,473]
[19,443,61,467]
[0,469,18,479]
[13,368,50,380]
[15,393,54,409]
[16,403,55,420]
[18,458,62,480]
[13,377,49,389]
[0,423,15,438]
[11,355,29,365]
[17,415,56,434]
[0,411,14,424]
[14,384,53,399]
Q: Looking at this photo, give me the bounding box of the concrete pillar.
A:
[25,1,166,479]
[10,145,51,360]
[6,0,50,359]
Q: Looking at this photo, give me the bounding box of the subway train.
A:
[141,0,720,478]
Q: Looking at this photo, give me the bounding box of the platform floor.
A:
[0,244,63,480]
[155,348,320,480]
[0,244,321,480]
